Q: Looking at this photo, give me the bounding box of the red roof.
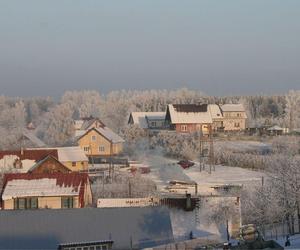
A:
[2,173,89,208]
[0,149,58,162]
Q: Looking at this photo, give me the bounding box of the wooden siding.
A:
[78,129,123,157]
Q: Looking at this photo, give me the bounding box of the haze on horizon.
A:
[0,1,299,98]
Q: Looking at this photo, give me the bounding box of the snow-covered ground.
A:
[215,140,271,153]
[143,153,265,195]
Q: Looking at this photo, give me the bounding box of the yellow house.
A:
[55,147,89,171]
[29,147,89,172]
[1,173,92,210]
[220,104,247,131]
[76,127,124,157]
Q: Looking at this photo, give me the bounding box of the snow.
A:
[167,104,213,124]
[208,104,223,119]
[130,112,166,129]
[2,178,79,200]
[56,147,88,162]
[143,154,265,195]
[215,140,271,153]
[220,104,246,112]
[95,127,125,143]
[0,155,36,173]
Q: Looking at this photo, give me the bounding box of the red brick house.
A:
[165,104,213,134]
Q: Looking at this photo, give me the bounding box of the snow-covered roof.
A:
[95,127,125,143]
[56,147,88,162]
[208,104,223,119]
[22,129,46,147]
[220,104,245,112]
[2,178,79,200]
[167,104,213,124]
[267,125,283,131]
[130,112,166,129]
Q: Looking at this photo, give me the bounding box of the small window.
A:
[83,146,90,152]
[91,135,96,141]
[72,162,76,167]
[99,146,105,152]
[61,197,74,209]
[181,125,187,132]
[234,122,240,128]
[18,198,26,209]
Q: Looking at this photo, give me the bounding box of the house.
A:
[128,112,166,130]
[0,147,88,173]
[165,104,213,134]
[36,147,89,172]
[21,129,47,148]
[74,116,106,131]
[0,207,174,250]
[208,104,224,131]
[27,155,71,174]
[219,104,247,131]
[76,127,125,157]
[1,172,92,210]
[0,149,58,173]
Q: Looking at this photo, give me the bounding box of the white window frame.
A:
[83,146,90,152]
[181,125,187,132]
[91,135,97,141]
[99,145,105,152]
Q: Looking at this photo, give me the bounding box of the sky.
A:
[0,1,300,97]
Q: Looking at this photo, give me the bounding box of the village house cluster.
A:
[128,103,247,133]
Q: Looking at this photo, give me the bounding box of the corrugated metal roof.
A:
[220,104,245,112]
[0,149,58,162]
[2,173,89,206]
[0,207,174,250]
[167,104,213,124]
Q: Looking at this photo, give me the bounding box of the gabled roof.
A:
[22,129,47,147]
[27,155,71,173]
[208,104,223,119]
[0,207,174,250]
[129,112,166,129]
[2,173,89,207]
[166,104,213,124]
[76,127,124,144]
[28,147,88,162]
[0,149,58,162]
[74,117,106,130]
[220,104,245,112]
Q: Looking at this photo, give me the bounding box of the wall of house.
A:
[222,112,246,131]
[174,124,210,134]
[3,196,80,210]
[78,130,123,157]
[63,161,89,172]
[30,159,71,174]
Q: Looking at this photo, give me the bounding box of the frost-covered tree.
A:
[285,90,300,130]
[37,103,74,146]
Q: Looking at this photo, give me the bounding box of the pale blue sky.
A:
[0,1,299,97]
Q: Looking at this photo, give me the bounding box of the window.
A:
[72,162,76,167]
[83,146,90,152]
[181,125,187,132]
[61,197,74,209]
[99,145,105,152]
[150,121,156,127]
[234,122,240,128]
[237,113,241,117]
[91,135,96,141]
[14,197,38,210]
